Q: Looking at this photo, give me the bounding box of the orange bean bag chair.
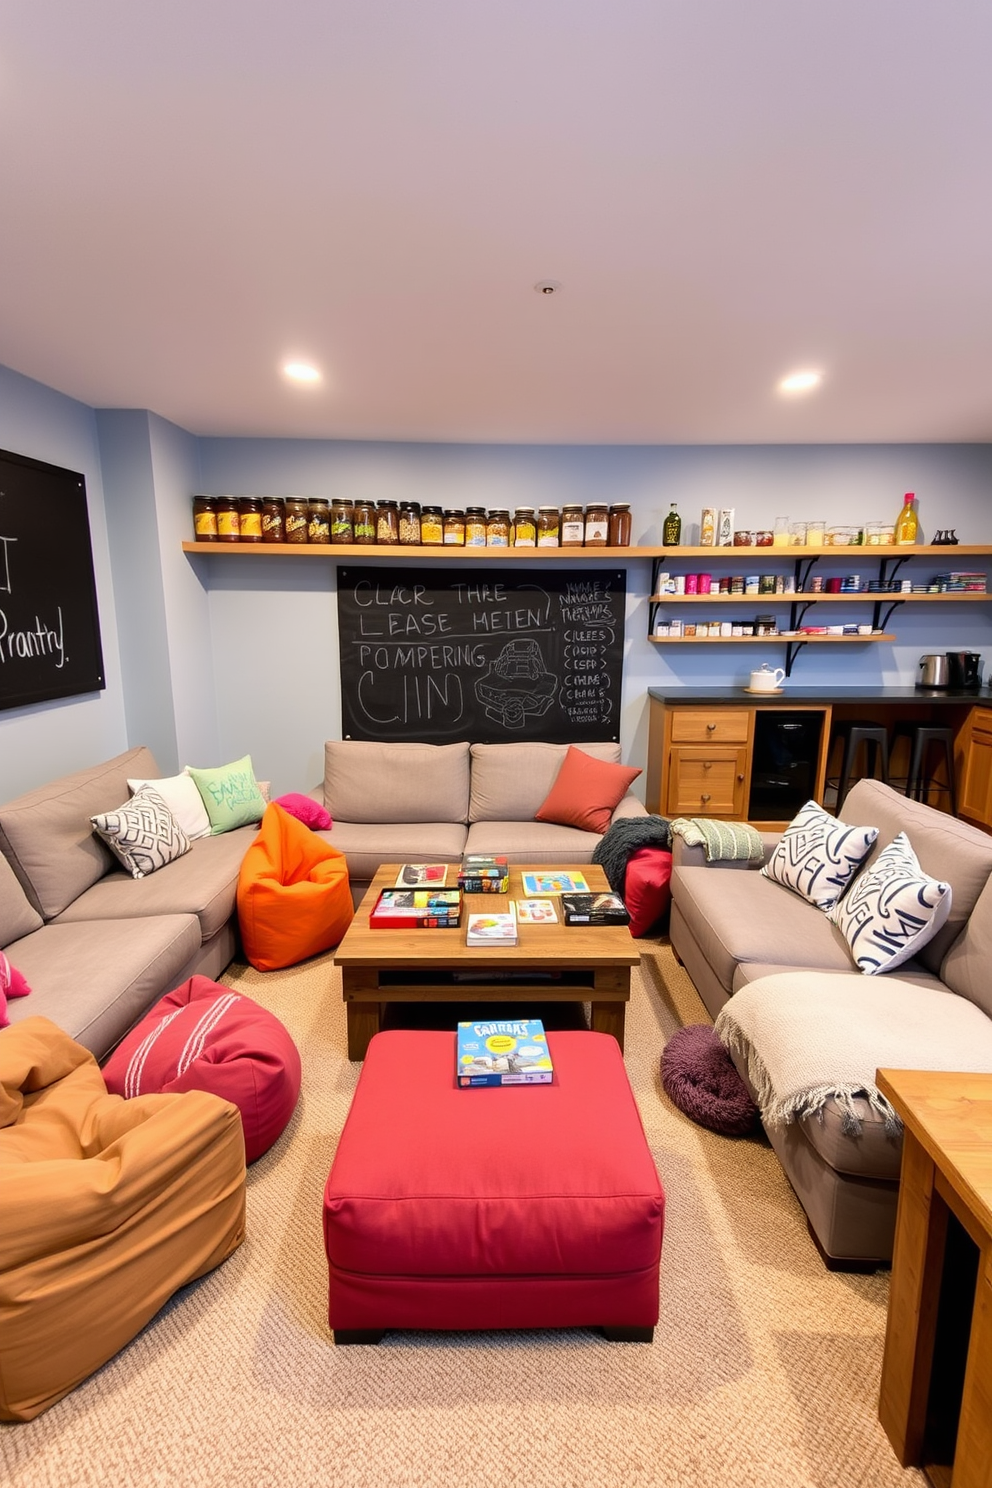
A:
[0,1017,246,1422]
[237,801,353,971]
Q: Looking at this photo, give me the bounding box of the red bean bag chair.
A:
[624,847,673,937]
[102,976,301,1162]
[237,801,353,972]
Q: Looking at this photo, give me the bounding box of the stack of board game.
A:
[519,870,589,896]
[560,891,630,926]
[465,905,518,946]
[456,1018,553,1086]
[458,853,509,893]
[369,888,462,929]
[392,863,449,887]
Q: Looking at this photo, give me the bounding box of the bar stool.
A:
[828,720,891,811]
[891,723,956,813]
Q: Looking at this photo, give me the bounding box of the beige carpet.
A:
[1,947,923,1488]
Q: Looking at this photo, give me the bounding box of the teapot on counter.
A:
[748,664,786,693]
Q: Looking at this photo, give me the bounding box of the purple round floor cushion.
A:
[660,1024,758,1136]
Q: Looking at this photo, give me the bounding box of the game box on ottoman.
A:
[322,1029,664,1343]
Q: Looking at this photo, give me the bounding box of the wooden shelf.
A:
[181,541,661,559]
[649,591,991,603]
[648,633,896,645]
[654,544,992,559]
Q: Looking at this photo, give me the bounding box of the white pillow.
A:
[828,831,952,975]
[128,772,211,840]
[761,799,878,911]
[92,786,191,880]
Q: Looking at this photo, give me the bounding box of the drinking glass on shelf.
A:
[773,517,791,546]
[805,518,826,547]
[866,522,895,545]
[789,521,807,546]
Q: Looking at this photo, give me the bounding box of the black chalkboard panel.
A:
[0,448,105,711]
[338,567,626,743]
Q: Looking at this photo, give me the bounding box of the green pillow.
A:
[185,755,267,835]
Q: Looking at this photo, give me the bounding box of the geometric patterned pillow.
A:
[827,831,952,974]
[90,785,191,879]
[761,798,879,911]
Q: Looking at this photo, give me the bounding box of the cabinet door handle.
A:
[706,721,717,732]
[703,760,712,770]
[737,773,745,782]
[700,793,711,803]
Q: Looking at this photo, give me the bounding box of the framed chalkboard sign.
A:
[0,448,105,711]
[337,566,626,743]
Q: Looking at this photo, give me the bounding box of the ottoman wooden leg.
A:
[334,1328,386,1345]
[601,1325,654,1343]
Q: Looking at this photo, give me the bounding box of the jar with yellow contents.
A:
[192,495,218,542]
[307,498,330,544]
[420,505,444,545]
[284,497,309,544]
[486,510,510,547]
[512,507,536,546]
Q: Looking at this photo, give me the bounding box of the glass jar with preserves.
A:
[465,507,487,547]
[307,497,330,544]
[352,498,376,544]
[486,509,510,547]
[376,500,399,545]
[261,497,285,543]
[330,499,354,544]
[284,496,309,544]
[584,502,609,546]
[238,495,263,543]
[216,495,241,543]
[399,501,421,544]
[420,505,444,545]
[443,509,465,545]
[561,503,585,547]
[512,507,536,546]
[537,507,560,547]
[192,494,218,542]
[608,503,631,547]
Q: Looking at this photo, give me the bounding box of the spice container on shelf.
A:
[512,507,536,546]
[375,500,400,545]
[608,503,631,546]
[284,496,309,544]
[307,498,330,544]
[561,504,585,547]
[486,509,510,547]
[238,496,263,543]
[537,507,560,546]
[216,495,241,543]
[584,502,609,546]
[329,499,354,544]
[700,507,717,546]
[399,501,421,544]
[192,494,218,542]
[420,505,444,545]
[465,507,487,547]
[352,498,376,544]
[443,509,465,545]
[261,497,285,543]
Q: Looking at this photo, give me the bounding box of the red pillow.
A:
[624,847,673,937]
[274,792,332,830]
[534,747,642,835]
[0,950,31,1028]
[102,975,301,1163]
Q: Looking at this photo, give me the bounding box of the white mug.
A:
[749,666,785,692]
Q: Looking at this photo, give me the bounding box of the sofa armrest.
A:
[671,831,780,871]
[610,792,648,823]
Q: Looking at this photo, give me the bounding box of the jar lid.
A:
[377,499,398,507]
[538,506,559,512]
[465,506,487,514]
[488,509,510,518]
[609,502,630,510]
[422,504,443,513]
[443,509,464,517]
[308,496,329,506]
[514,506,535,513]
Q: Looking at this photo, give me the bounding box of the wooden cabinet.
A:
[958,707,992,829]
[648,702,753,819]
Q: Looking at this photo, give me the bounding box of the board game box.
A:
[456,1018,554,1086]
[560,891,630,926]
[369,888,462,929]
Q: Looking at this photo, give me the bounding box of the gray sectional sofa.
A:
[669,778,992,1266]
[312,739,647,907]
[1,746,256,1059]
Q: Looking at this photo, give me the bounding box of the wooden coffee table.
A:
[336,863,639,1060]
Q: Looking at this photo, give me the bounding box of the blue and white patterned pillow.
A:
[827,832,952,974]
[91,786,191,879]
[761,799,878,911]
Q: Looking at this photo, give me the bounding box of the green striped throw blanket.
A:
[670,817,765,863]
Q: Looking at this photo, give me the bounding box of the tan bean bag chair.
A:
[0,1016,246,1421]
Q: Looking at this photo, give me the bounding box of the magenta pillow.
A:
[274,792,332,830]
[0,949,32,1029]
[624,847,673,937]
[102,975,302,1162]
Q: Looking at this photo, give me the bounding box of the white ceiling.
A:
[2,1,991,445]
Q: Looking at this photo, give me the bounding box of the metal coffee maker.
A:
[918,654,949,688]
[946,651,983,691]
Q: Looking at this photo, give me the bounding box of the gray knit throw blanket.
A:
[593,815,672,895]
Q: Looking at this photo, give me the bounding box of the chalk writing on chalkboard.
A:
[337,568,625,744]
[0,448,104,711]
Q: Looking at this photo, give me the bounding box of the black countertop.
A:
[647,686,989,706]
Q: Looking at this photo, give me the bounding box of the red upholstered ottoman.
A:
[322,1029,664,1343]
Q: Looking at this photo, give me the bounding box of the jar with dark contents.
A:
[561,504,585,547]
[443,509,465,545]
[399,501,421,544]
[584,502,609,546]
[512,507,536,546]
[537,507,560,547]
[420,505,444,545]
[284,496,309,544]
[261,497,285,543]
[465,507,487,547]
[216,495,241,543]
[352,498,376,544]
[486,510,510,547]
[238,495,263,543]
[376,500,399,545]
[608,503,631,547]
[192,494,218,542]
[330,499,354,544]
[307,498,330,544]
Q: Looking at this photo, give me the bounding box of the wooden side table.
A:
[876,1068,992,1488]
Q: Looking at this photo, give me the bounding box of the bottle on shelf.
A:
[894,492,919,545]
[662,503,682,546]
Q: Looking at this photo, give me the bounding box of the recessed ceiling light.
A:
[282,360,322,384]
[778,369,823,395]
[534,280,562,295]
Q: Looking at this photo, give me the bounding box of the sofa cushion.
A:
[733,958,947,995]
[624,848,673,937]
[323,740,470,825]
[940,870,992,1019]
[273,792,332,830]
[127,771,212,840]
[91,787,191,880]
[827,832,952,974]
[185,755,267,835]
[464,820,602,863]
[841,778,992,972]
[0,852,43,945]
[317,823,468,886]
[534,746,642,834]
[0,745,158,920]
[761,799,878,912]
[468,741,623,823]
[0,950,32,1028]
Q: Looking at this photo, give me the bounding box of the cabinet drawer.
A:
[667,746,747,816]
[971,707,992,740]
[670,709,750,744]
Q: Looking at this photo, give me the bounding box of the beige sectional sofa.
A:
[312,739,647,906]
[1,746,256,1059]
[669,778,992,1266]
